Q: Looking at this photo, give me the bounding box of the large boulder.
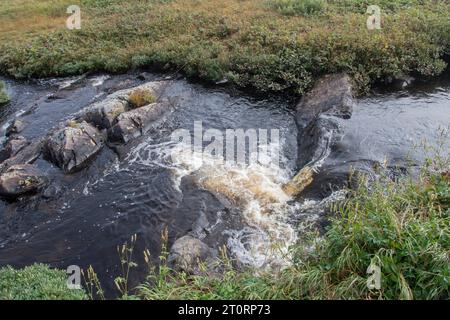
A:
[108,101,171,143]
[0,164,47,198]
[81,81,168,130]
[168,235,217,275]
[44,121,104,174]
[291,74,358,198]
[296,74,355,168]
[295,73,354,131]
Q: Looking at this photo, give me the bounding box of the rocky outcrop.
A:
[295,73,354,132]
[81,81,167,130]
[0,80,171,201]
[295,74,355,168]
[0,164,47,198]
[108,101,171,143]
[44,121,104,174]
[168,235,217,275]
[290,73,358,198]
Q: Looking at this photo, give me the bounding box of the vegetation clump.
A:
[128,89,156,108]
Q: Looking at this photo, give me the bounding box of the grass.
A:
[0,264,87,300]
[0,0,449,95]
[136,152,449,300]
[0,81,9,106]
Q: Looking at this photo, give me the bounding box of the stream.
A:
[0,71,448,296]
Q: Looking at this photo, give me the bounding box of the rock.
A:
[0,136,29,163]
[0,164,47,198]
[108,101,170,143]
[293,74,357,197]
[81,81,168,130]
[44,121,104,174]
[282,166,314,197]
[297,116,343,168]
[6,119,26,136]
[295,73,354,131]
[83,98,128,130]
[168,235,217,274]
[0,139,43,173]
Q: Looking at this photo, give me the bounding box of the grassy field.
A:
[0,0,449,95]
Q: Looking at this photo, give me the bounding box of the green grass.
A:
[137,155,449,300]
[0,81,9,106]
[0,0,449,95]
[0,264,87,300]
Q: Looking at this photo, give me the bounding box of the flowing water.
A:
[0,72,448,296]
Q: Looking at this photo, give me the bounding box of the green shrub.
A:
[0,264,87,300]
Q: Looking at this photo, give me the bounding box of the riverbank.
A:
[0,0,449,95]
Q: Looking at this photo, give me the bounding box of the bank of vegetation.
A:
[0,0,449,95]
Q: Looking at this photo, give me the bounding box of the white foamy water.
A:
[126,138,312,268]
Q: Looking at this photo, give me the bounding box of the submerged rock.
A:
[168,235,217,275]
[0,164,47,198]
[108,101,171,143]
[44,121,104,174]
[282,166,314,197]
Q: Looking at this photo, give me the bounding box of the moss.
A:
[0,264,88,300]
[128,89,156,109]
[137,154,450,300]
